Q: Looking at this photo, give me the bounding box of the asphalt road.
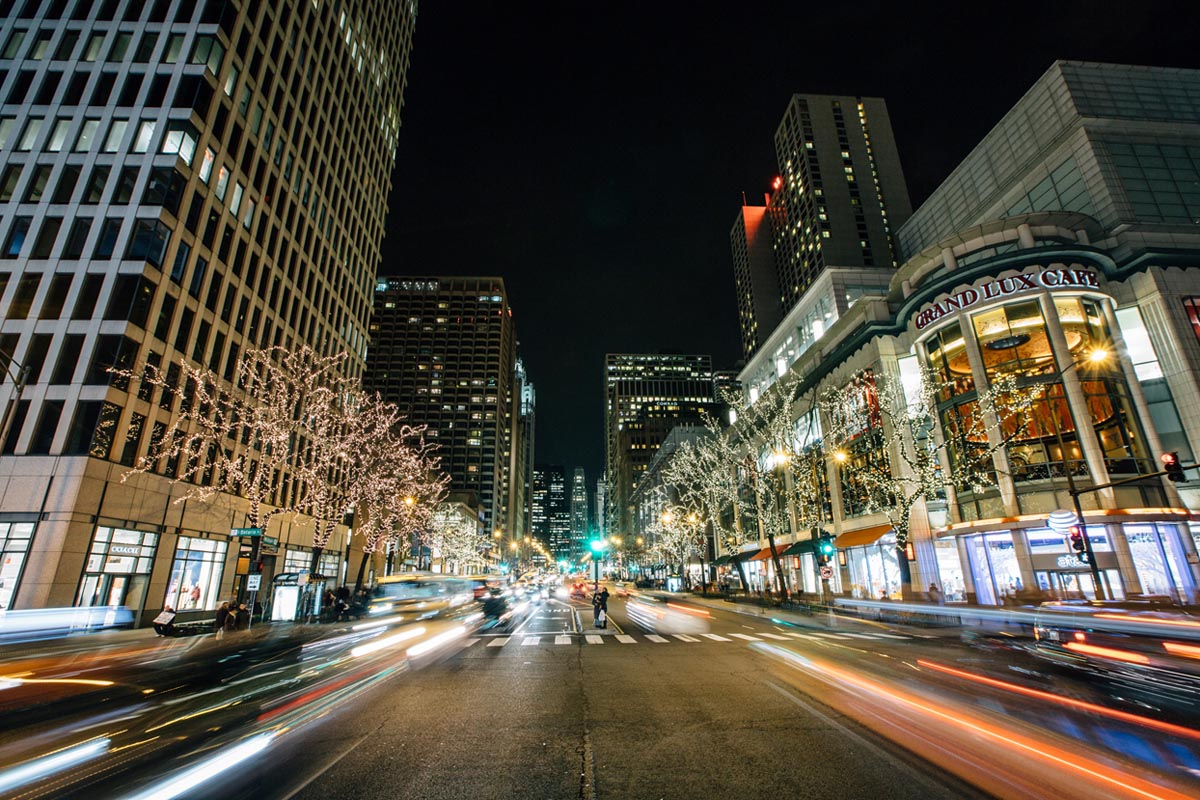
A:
[276,594,983,800]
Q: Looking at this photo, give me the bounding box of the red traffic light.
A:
[1162,451,1185,482]
[1068,526,1086,554]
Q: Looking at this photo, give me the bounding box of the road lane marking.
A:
[616,635,636,644]
[555,635,571,645]
[813,632,854,639]
[701,633,731,641]
[522,636,540,646]
[785,633,820,640]
[871,633,910,639]
[729,633,761,641]
[585,635,603,644]
[673,634,700,642]
[645,635,668,643]
[487,637,509,647]
[758,633,790,640]
[462,638,481,647]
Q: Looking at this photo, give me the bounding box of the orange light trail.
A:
[1063,641,1151,664]
[1094,613,1200,629]
[1162,642,1200,659]
[917,659,1200,742]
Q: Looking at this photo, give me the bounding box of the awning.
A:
[781,540,814,557]
[711,554,732,566]
[834,523,894,549]
[749,544,788,562]
[731,549,760,563]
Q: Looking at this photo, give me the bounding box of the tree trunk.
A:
[766,531,788,599]
[309,545,323,574]
[734,558,749,596]
[699,551,708,595]
[355,549,371,591]
[896,542,913,600]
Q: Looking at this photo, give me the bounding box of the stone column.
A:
[1107,522,1142,598]
[956,535,979,604]
[960,310,1020,515]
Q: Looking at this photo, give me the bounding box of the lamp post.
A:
[1041,348,1111,600]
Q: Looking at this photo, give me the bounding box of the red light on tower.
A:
[772,176,783,191]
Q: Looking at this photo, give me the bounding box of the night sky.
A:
[378,1,1200,487]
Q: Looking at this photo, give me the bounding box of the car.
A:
[569,582,589,599]
[479,589,534,633]
[613,582,631,598]
[368,574,476,620]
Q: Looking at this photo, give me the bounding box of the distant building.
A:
[535,464,571,561]
[594,476,608,540]
[508,357,535,538]
[570,467,589,558]
[604,354,719,534]
[366,277,517,535]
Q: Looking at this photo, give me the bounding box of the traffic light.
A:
[817,535,836,562]
[252,559,264,574]
[1162,451,1185,482]
[589,539,606,553]
[1068,526,1086,556]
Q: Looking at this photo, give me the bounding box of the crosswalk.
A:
[462,629,909,649]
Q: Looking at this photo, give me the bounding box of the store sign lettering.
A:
[109,544,142,556]
[914,268,1101,330]
[1056,554,1087,569]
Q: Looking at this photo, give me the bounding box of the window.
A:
[87,403,121,460]
[165,536,228,611]
[214,165,229,200]
[162,34,185,63]
[188,255,207,297]
[4,217,32,258]
[93,218,122,259]
[62,217,92,258]
[74,118,99,151]
[54,31,79,60]
[126,219,171,267]
[160,120,198,165]
[39,273,72,319]
[23,164,52,202]
[153,293,176,340]
[23,334,52,383]
[50,334,84,383]
[198,147,215,183]
[63,400,103,455]
[142,167,185,215]
[83,33,105,61]
[0,165,21,201]
[103,119,128,152]
[45,118,71,152]
[0,522,35,609]
[6,272,40,318]
[83,165,110,203]
[112,166,139,204]
[190,35,225,75]
[16,118,43,151]
[131,120,156,153]
[133,32,158,62]
[228,182,243,215]
[30,217,61,259]
[29,400,64,454]
[108,32,132,61]
[169,240,190,283]
[71,275,103,319]
[2,30,27,59]
[52,164,80,203]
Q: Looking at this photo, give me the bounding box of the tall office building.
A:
[534,463,570,561]
[732,95,913,360]
[569,466,588,558]
[0,1,415,622]
[366,277,517,535]
[507,356,534,538]
[731,196,783,361]
[593,476,607,540]
[604,354,718,534]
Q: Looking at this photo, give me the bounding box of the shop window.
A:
[76,526,158,614]
[0,522,36,610]
[165,536,228,611]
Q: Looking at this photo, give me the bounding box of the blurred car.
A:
[1031,599,1200,714]
[569,582,589,600]
[612,582,631,598]
[625,595,711,634]
[479,589,534,633]
[369,574,475,620]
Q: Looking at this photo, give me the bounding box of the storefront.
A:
[163,535,229,611]
[0,520,35,610]
[76,525,160,616]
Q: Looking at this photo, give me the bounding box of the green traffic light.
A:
[589,539,605,553]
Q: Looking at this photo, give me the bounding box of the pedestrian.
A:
[928,583,945,605]
[235,602,250,630]
[597,587,610,629]
[214,601,230,639]
[153,606,176,637]
[592,590,602,627]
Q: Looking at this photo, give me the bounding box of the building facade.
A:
[365,277,516,537]
[507,356,534,539]
[570,466,588,559]
[0,0,415,622]
[532,463,570,561]
[604,353,718,535]
[727,62,1200,607]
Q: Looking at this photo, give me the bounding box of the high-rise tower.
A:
[0,0,415,621]
[570,467,588,559]
[365,277,516,535]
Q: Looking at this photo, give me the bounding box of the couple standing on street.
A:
[592,586,609,628]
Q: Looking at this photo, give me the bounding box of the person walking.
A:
[596,587,610,629]
[928,583,945,605]
[235,602,251,630]
[214,601,230,640]
[592,590,602,627]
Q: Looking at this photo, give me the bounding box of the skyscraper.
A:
[534,464,570,562]
[732,95,913,361]
[604,354,718,534]
[365,277,517,535]
[570,467,588,558]
[593,476,608,540]
[508,356,534,538]
[0,0,415,622]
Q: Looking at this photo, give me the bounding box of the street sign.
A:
[262,534,279,546]
[246,574,262,591]
[819,565,834,580]
[230,527,263,537]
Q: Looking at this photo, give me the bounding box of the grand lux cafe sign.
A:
[914,267,1101,330]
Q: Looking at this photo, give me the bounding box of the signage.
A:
[1056,554,1088,569]
[263,535,279,546]
[110,544,142,556]
[246,574,262,591]
[231,527,263,537]
[914,268,1101,330]
[297,570,309,586]
[819,565,834,580]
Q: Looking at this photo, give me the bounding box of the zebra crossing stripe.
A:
[585,635,603,644]
[487,637,508,647]
[522,636,539,646]
[758,633,790,640]
[555,635,571,645]
[645,634,668,643]
[616,635,636,644]
[729,633,761,641]
[701,633,731,642]
[462,638,481,647]
[785,632,820,640]
[673,634,700,642]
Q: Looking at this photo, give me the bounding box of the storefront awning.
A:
[781,540,814,557]
[731,549,760,563]
[748,544,788,562]
[834,523,893,549]
[711,554,732,566]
